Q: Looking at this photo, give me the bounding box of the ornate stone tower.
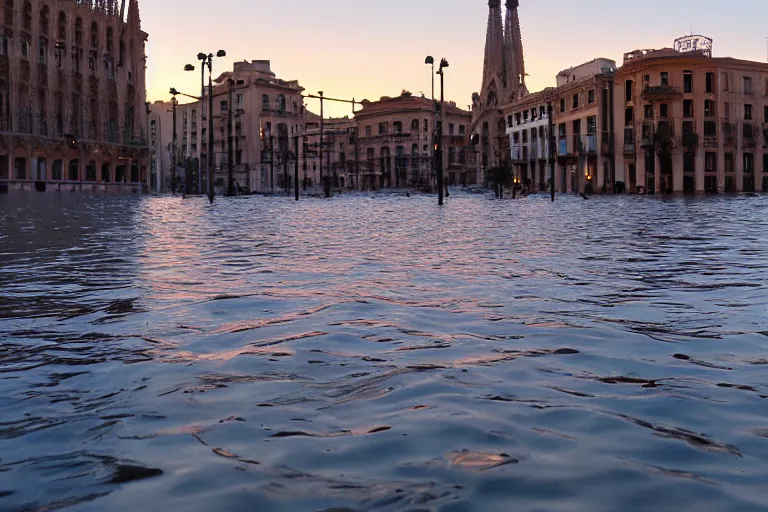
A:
[471,0,526,184]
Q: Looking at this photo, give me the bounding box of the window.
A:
[423,119,428,132]
[293,101,298,112]
[365,125,372,136]
[706,72,714,93]
[744,123,754,139]
[459,125,465,135]
[393,121,402,133]
[705,152,716,172]
[588,89,595,104]
[682,120,694,135]
[38,38,47,64]
[704,121,716,137]
[743,76,753,94]
[531,108,537,121]
[704,100,715,117]
[559,98,566,112]
[261,94,269,110]
[661,72,669,87]
[722,73,729,92]
[540,106,546,117]
[572,93,579,109]
[744,153,754,173]
[558,123,566,138]
[683,100,694,118]
[277,94,286,111]
[724,102,730,118]
[625,107,634,124]
[220,100,228,112]
[725,153,734,172]
[643,75,650,89]
[745,104,753,120]
[236,93,243,106]
[587,116,597,135]
[659,104,669,118]
[515,112,522,125]
[378,122,388,134]
[411,119,419,132]
[20,39,30,60]
[625,80,633,102]
[683,71,693,93]
[644,104,653,119]
[449,123,455,135]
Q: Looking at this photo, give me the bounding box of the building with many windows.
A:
[0,0,149,192]
[503,58,616,194]
[615,47,768,194]
[355,91,475,191]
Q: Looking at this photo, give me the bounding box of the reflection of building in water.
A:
[0,0,149,193]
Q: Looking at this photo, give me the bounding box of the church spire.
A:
[482,0,504,89]
[503,0,526,99]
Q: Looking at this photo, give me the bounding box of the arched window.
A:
[4,0,13,27]
[106,26,113,54]
[411,119,419,132]
[393,121,402,133]
[277,94,286,111]
[57,11,65,41]
[39,4,49,35]
[74,17,82,46]
[21,0,30,31]
[90,21,98,49]
[261,94,269,110]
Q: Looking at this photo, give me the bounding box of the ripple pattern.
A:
[1,192,768,511]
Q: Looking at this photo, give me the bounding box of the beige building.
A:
[503,58,617,193]
[303,114,356,191]
[0,0,149,193]
[615,47,768,194]
[355,91,475,191]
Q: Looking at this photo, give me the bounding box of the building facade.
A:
[470,0,527,185]
[354,91,475,191]
[0,0,149,193]
[615,47,768,194]
[503,58,617,194]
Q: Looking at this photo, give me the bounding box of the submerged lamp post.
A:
[436,58,449,205]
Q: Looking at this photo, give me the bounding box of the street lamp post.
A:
[425,56,436,191]
[169,89,178,194]
[187,50,225,203]
[227,78,234,197]
[184,61,204,194]
[436,58,449,206]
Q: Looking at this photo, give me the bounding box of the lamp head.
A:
[216,50,226,58]
[169,87,179,96]
[197,52,206,61]
[184,64,195,72]
[440,58,449,70]
[425,56,434,65]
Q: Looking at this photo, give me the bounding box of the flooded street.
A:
[1,192,768,511]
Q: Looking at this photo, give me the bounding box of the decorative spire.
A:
[482,0,504,89]
[503,0,526,98]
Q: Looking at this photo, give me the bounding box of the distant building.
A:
[355,91,475,191]
[0,0,149,193]
[503,58,617,193]
[303,115,356,190]
[470,0,527,185]
[615,46,768,194]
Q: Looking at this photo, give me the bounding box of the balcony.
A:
[642,85,682,101]
[703,135,717,148]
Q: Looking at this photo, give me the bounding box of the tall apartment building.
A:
[503,58,617,193]
[0,0,149,192]
[615,47,768,194]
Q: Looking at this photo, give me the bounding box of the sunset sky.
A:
[144,0,768,118]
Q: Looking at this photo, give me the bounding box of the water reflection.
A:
[1,192,768,511]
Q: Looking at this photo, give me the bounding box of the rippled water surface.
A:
[1,191,768,511]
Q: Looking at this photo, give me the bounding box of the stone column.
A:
[717,137,725,194]
[695,149,705,193]
[736,126,744,192]
[672,150,684,192]
[654,153,661,194]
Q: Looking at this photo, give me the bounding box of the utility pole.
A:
[294,134,300,201]
[548,101,556,202]
[226,79,234,197]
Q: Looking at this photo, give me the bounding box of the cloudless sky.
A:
[143,0,768,117]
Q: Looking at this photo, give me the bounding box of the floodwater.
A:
[1,191,768,512]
